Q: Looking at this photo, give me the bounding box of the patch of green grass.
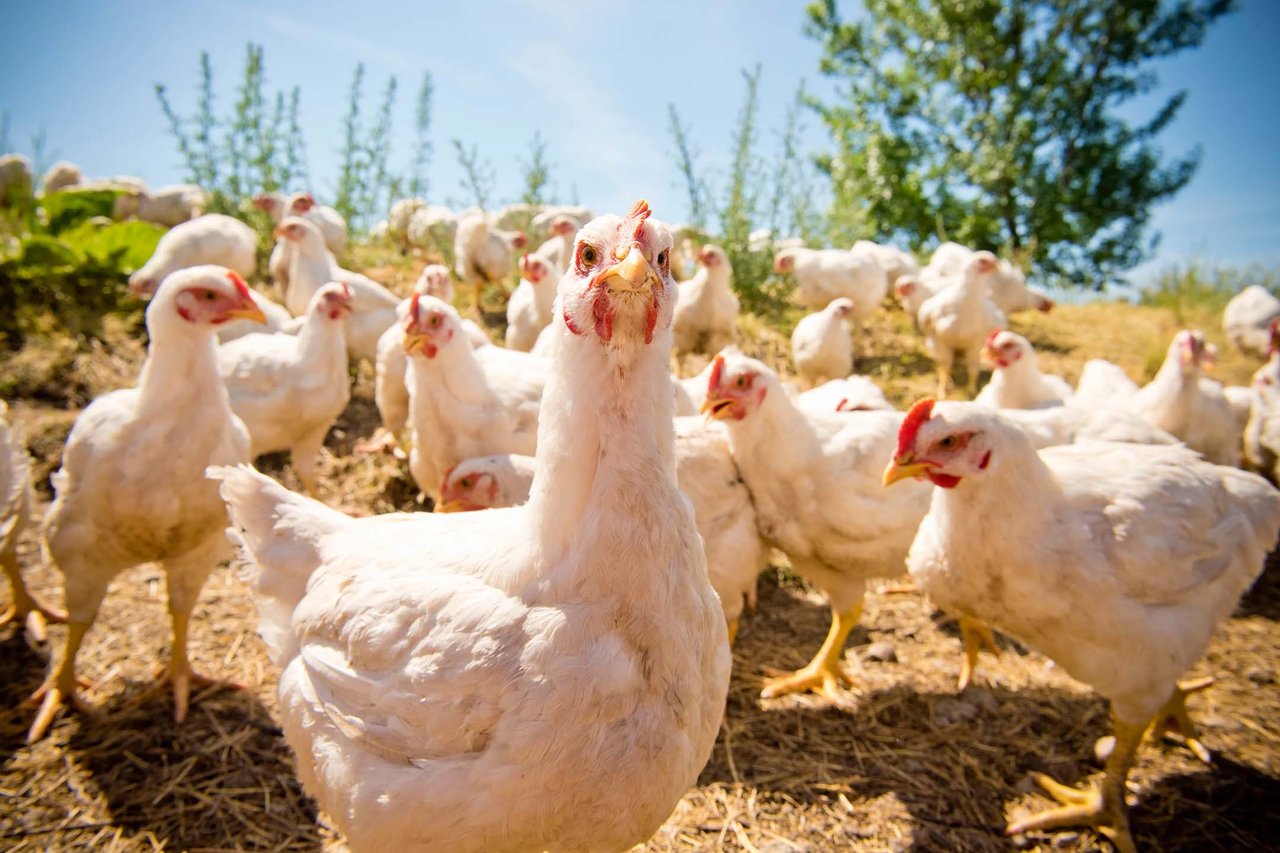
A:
[1140,261,1280,324]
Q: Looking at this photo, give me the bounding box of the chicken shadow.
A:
[59,682,324,851]
[1238,551,1280,620]
[1128,755,1280,851]
[0,626,55,763]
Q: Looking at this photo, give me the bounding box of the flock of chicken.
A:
[3,192,1280,853]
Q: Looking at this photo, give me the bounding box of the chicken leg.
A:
[957,615,1000,691]
[1006,712,1143,853]
[1096,677,1216,765]
[2,552,67,643]
[761,601,862,700]
[27,620,97,742]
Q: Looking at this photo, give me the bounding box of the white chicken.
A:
[791,297,854,386]
[885,400,1280,852]
[773,246,887,317]
[1244,344,1280,483]
[974,330,1073,410]
[917,251,1008,398]
[275,216,400,362]
[921,243,1054,316]
[1130,330,1242,466]
[362,276,490,457]
[530,213,579,275]
[26,266,263,742]
[702,351,932,698]
[436,417,769,643]
[210,201,729,853]
[1072,358,1141,408]
[217,283,354,494]
[1222,285,1280,358]
[796,375,896,414]
[505,253,558,352]
[403,294,548,501]
[672,244,738,357]
[1,401,66,641]
[453,209,527,306]
[851,239,918,288]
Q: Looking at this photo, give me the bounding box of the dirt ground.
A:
[1,278,1277,852]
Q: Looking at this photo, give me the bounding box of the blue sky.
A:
[2,0,1276,286]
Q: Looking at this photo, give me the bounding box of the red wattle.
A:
[563,307,584,336]
[592,292,613,342]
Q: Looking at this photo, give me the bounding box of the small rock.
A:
[1052,832,1080,847]
[863,641,897,663]
[1245,665,1274,685]
[932,697,978,726]
[1094,735,1116,764]
[844,825,875,839]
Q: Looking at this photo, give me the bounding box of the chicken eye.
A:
[460,477,472,489]
[203,290,218,302]
[579,245,598,266]
[735,376,748,389]
[938,435,959,450]
[657,250,668,267]
[429,315,441,328]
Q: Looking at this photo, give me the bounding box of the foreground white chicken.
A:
[885,400,1280,852]
[27,266,263,742]
[217,283,353,494]
[1222,285,1280,357]
[774,246,887,317]
[791,297,854,386]
[974,330,1073,410]
[504,253,557,351]
[918,251,1008,398]
[672,244,738,356]
[276,216,400,362]
[211,201,729,852]
[403,294,548,501]
[438,417,769,641]
[1,402,66,641]
[703,352,932,698]
[1130,330,1241,466]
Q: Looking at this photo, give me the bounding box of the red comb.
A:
[622,199,651,242]
[984,329,1001,349]
[226,270,253,301]
[341,281,352,299]
[409,292,421,321]
[897,398,935,457]
[708,353,725,393]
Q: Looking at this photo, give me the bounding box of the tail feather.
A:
[208,464,351,664]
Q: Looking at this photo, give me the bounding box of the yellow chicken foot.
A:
[353,428,401,456]
[761,603,861,700]
[164,610,244,722]
[1147,676,1215,764]
[2,557,68,643]
[957,616,1000,691]
[26,621,96,742]
[726,617,740,648]
[935,366,951,400]
[1007,715,1143,853]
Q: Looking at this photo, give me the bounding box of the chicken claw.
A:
[760,603,861,700]
[957,616,1000,691]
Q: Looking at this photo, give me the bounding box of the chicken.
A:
[275,216,400,362]
[1,401,67,641]
[209,201,729,852]
[402,294,548,501]
[774,246,887,316]
[1130,330,1242,466]
[1223,285,1280,358]
[530,213,579,275]
[453,209,527,307]
[791,297,854,386]
[1072,358,1140,408]
[917,251,1007,398]
[851,239,918,287]
[437,417,769,643]
[885,400,1280,851]
[921,243,1053,315]
[1244,345,1280,483]
[217,283,354,494]
[702,351,932,698]
[26,266,264,742]
[974,330,1073,410]
[797,375,895,414]
[414,262,455,304]
[672,244,738,356]
[505,253,557,351]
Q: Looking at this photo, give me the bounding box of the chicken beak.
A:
[403,333,428,355]
[435,499,469,513]
[882,455,931,487]
[699,397,735,420]
[979,346,996,368]
[225,303,268,324]
[602,245,657,293]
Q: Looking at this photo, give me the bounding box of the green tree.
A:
[805,0,1233,286]
[519,130,554,207]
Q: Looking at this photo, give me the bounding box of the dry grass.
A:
[1,264,1278,852]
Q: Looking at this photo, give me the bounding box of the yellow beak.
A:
[603,245,657,293]
[435,499,469,513]
[226,303,268,324]
[882,456,932,487]
[403,332,428,355]
[699,397,735,419]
